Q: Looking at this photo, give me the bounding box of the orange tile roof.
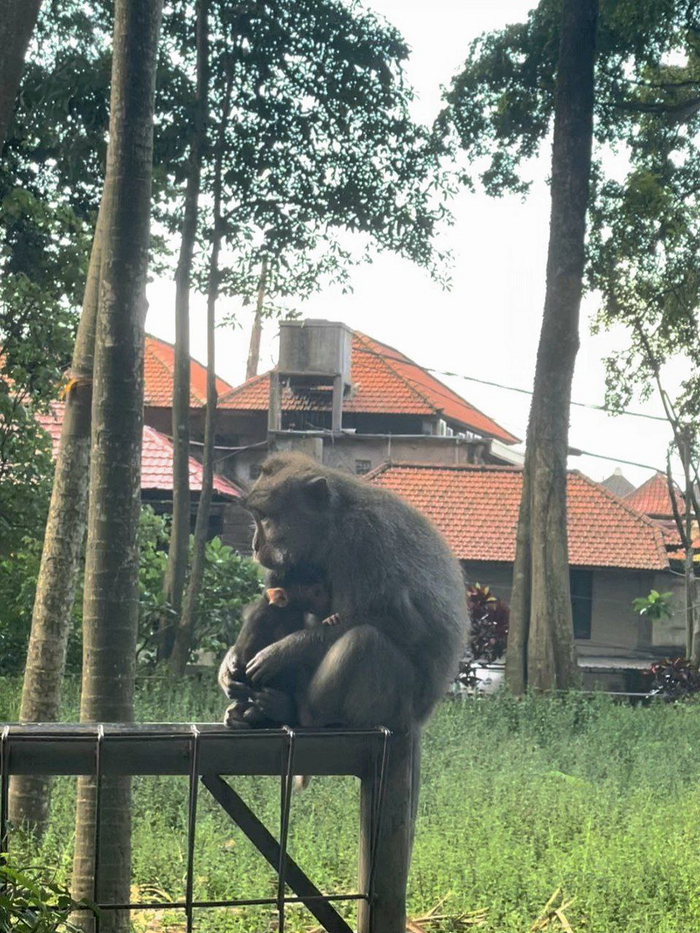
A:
[144,334,233,408]
[36,404,240,499]
[624,471,684,519]
[367,463,669,571]
[218,331,517,444]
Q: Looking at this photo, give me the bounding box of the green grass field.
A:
[2,678,700,932]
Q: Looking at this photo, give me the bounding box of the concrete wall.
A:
[461,560,671,658]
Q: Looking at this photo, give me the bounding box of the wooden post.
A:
[331,373,343,434]
[268,371,282,434]
[358,730,417,933]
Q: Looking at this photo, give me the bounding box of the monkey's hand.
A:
[246,643,288,685]
[218,647,249,699]
[321,613,341,626]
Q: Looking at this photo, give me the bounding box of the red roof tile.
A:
[218,331,517,444]
[624,471,684,519]
[37,404,240,499]
[144,334,233,408]
[368,463,669,571]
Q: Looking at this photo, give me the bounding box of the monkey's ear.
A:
[303,475,330,506]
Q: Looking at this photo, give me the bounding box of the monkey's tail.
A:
[292,775,312,793]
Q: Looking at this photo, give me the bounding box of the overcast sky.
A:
[145,0,681,489]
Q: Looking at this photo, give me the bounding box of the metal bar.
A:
[70,892,367,912]
[185,726,201,933]
[277,727,296,933]
[0,725,384,778]
[202,774,354,933]
[1,725,9,855]
[367,727,391,901]
[93,724,104,933]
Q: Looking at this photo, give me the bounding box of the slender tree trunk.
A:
[8,211,103,831]
[161,0,209,659]
[245,254,268,381]
[505,0,597,695]
[0,0,42,153]
[170,56,233,677]
[679,429,697,659]
[70,2,162,930]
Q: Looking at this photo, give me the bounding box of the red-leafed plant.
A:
[457,583,510,689]
[647,657,700,700]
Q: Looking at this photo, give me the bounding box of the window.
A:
[570,569,593,640]
[355,459,372,475]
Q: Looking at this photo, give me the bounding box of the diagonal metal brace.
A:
[202,774,354,933]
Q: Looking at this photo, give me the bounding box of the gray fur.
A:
[242,452,468,730]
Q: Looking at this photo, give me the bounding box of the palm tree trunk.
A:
[161,0,209,658]
[245,254,268,381]
[70,2,162,930]
[9,209,103,832]
[170,51,233,677]
[505,0,597,694]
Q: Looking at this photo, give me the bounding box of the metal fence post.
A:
[358,729,416,933]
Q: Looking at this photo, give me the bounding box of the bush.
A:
[0,506,262,674]
[0,856,95,932]
[458,582,510,690]
[647,657,700,700]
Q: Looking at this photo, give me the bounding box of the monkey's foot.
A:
[223,701,253,730]
[251,687,295,724]
[321,613,341,626]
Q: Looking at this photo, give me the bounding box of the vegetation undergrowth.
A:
[1,680,700,932]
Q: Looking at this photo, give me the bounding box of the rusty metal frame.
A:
[0,724,392,933]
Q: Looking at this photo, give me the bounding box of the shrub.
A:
[647,657,700,700]
[457,583,510,690]
[0,856,95,932]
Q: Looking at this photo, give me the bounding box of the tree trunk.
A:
[505,0,597,695]
[0,0,42,153]
[245,254,268,381]
[161,0,209,659]
[8,210,103,832]
[170,49,232,678]
[70,1,162,930]
[170,222,220,676]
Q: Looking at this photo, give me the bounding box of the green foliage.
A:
[0,507,261,675]
[633,589,674,621]
[5,685,700,932]
[0,856,95,932]
[136,507,262,667]
[437,0,700,422]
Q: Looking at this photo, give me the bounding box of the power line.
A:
[353,345,670,424]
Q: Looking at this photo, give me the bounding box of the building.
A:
[600,468,635,498]
[367,462,680,680]
[214,321,521,491]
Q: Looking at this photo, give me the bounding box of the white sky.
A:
[145,0,681,489]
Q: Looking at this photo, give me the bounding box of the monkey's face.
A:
[244,456,332,571]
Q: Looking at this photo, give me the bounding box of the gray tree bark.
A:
[245,254,268,381]
[506,0,597,694]
[70,1,162,930]
[9,210,103,831]
[170,48,233,677]
[161,0,209,659]
[0,0,42,153]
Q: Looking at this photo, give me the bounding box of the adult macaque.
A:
[242,452,468,731]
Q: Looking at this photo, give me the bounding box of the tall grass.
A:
[2,679,700,932]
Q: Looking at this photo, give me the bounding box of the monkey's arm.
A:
[246,624,345,685]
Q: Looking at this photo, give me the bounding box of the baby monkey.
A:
[218,565,339,728]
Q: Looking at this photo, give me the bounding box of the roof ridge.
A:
[570,469,670,566]
[145,339,207,405]
[353,332,442,418]
[145,333,233,403]
[354,332,518,444]
[371,461,523,472]
[219,369,271,404]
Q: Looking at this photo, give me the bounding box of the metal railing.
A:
[0,723,414,933]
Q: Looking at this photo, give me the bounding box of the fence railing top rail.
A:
[0,723,389,778]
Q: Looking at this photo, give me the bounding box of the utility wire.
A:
[353,345,669,424]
